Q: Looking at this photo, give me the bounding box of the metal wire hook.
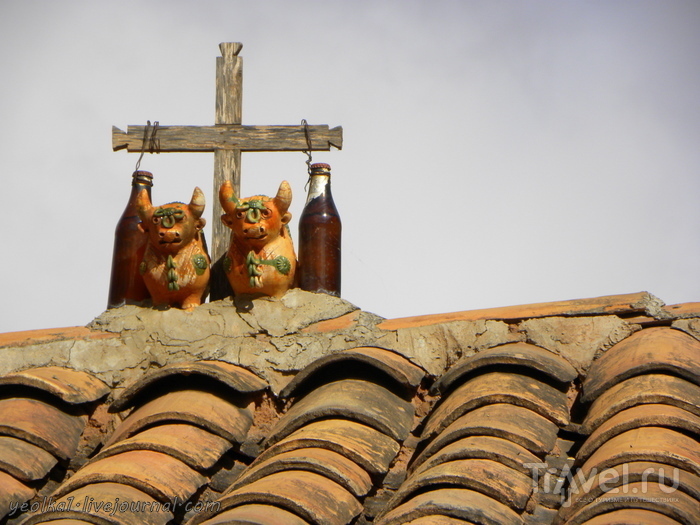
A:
[134,120,160,172]
[301,118,313,190]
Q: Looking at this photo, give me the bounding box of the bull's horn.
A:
[219,180,238,215]
[135,188,153,222]
[189,187,206,219]
[273,180,292,214]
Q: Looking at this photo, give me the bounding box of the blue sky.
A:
[1,1,699,332]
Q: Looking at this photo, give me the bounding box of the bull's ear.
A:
[195,218,206,231]
[280,211,292,225]
[221,214,234,228]
[273,180,292,214]
[135,189,152,223]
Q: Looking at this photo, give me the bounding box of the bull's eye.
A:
[152,217,160,224]
[261,208,272,218]
[236,211,245,219]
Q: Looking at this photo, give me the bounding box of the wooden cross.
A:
[112,42,342,298]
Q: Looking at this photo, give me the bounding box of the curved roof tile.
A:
[559,461,700,522]
[21,482,173,525]
[105,389,253,446]
[577,404,700,463]
[409,435,541,477]
[569,508,683,525]
[51,449,207,503]
[413,404,559,469]
[555,482,698,525]
[582,327,700,403]
[191,470,362,525]
[0,470,34,521]
[226,447,373,497]
[28,518,100,525]
[375,488,523,525]
[112,361,267,411]
[0,367,110,404]
[196,504,310,525]
[279,346,425,399]
[403,517,477,524]
[93,423,232,472]
[421,372,569,440]
[579,427,700,479]
[387,459,532,512]
[0,397,86,461]
[254,419,400,475]
[0,435,57,482]
[581,374,700,434]
[265,379,414,446]
[431,342,577,395]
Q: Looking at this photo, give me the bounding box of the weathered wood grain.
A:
[213,42,243,262]
[112,125,343,153]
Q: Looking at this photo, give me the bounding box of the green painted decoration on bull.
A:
[154,207,185,228]
[235,199,268,224]
[245,250,291,288]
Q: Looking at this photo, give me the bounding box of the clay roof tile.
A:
[0,470,34,521]
[581,374,700,434]
[190,470,362,525]
[51,449,207,504]
[255,419,400,475]
[195,504,310,525]
[111,360,267,412]
[226,447,373,498]
[582,327,700,403]
[430,342,578,395]
[385,458,533,513]
[0,366,110,405]
[0,397,86,461]
[93,423,233,472]
[412,404,559,469]
[265,379,415,446]
[555,482,698,525]
[375,488,524,525]
[421,372,570,440]
[21,482,173,525]
[279,346,425,399]
[104,389,253,447]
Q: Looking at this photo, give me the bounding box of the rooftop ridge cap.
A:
[0,325,117,348]
[377,291,664,331]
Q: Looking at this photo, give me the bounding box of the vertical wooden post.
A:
[213,42,243,264]
[211,42,243,300]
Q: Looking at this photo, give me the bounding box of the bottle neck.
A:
[126,177,152,208]
[305,174,330,205]
[129,182,151,199]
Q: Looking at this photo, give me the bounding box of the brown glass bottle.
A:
[298,163,342,296]
[107,171,153,308]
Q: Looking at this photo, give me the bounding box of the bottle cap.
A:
[132,170,154,186]
[310,163,331,173]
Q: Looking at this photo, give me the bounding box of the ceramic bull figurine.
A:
[219,180,297,297]
[136,187,210,309]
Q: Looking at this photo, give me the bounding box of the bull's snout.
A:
[158,229,182,244]
[243,225,267,239]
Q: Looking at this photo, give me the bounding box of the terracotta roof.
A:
[0,290,698,524]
